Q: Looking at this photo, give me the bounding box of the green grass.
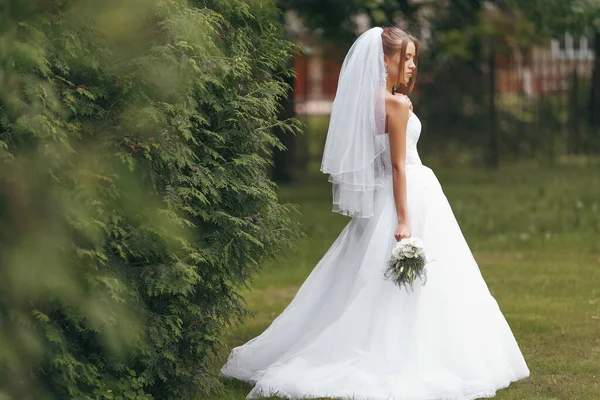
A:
[207,160,600,400]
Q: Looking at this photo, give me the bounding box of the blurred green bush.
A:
[0,0,300,398]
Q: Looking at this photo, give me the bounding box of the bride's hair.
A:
[381,27,419,95]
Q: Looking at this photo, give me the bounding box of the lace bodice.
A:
[381,110,422,174]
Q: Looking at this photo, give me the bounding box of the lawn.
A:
[208,159,600,400]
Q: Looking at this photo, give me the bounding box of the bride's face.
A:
[386,41,417,86]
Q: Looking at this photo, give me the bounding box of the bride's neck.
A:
[386,81,394,93]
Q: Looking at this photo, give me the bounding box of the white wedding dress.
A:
[221,110,530,400]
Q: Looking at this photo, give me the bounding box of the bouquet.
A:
[384,237,427,291]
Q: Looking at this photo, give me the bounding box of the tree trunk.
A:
[487,51,499,169]
[590,29,600,130]
[570,68,581,153]
[271,71,298,183]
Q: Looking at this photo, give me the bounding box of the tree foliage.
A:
[0,0,301,398]
[280,0,421,45]
[506,0,599,36]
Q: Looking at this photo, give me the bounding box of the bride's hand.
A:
[395,222,411,242]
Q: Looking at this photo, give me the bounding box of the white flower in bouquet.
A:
[409,237,424,256]
[391,242,404,259]
[384,236,427,291]
[398,238,410,245]
[402,246,417,258]
[409,237,424,250]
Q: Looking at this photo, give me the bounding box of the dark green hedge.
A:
[0,0,300,398]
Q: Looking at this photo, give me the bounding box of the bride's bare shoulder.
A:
[385,92,410,116]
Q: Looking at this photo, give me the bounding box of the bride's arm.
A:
[386,94,411,237]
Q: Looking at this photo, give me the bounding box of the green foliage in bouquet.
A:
[0,0,301,399]
[384,239,427,292]
[386,257,427,291]
[385,255,428,291]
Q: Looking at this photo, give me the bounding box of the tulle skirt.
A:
[221,164,530,400]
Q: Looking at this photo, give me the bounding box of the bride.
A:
[221,26,530,400]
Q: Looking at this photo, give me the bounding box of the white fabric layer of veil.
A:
[320,26,387,219]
